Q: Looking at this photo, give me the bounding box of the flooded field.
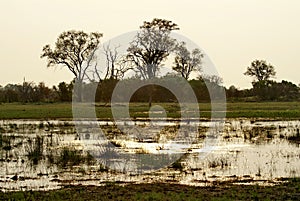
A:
[0,119,299,191]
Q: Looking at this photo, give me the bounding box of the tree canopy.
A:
[41,30,102,101]
[244,60,276,82]
[33,22,300,104]
[127,18,179,79]
[41,30,103,83]
[173,42,204,80]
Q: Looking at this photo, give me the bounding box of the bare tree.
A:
[103,44,132,80]
[173,42,204,80]
[103,43,119,79]
[90,44,132,82]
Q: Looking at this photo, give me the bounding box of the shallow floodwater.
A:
[0,119,299,191]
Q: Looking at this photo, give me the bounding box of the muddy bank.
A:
[0,178,299,201]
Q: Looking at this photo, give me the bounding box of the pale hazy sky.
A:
[1,0,300,89]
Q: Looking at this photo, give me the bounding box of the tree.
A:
[126,18,179,106]
[3,84,20,102]
[33,82,52,102]
[201,75,224,100]
[41,30,102,101]
[252,80,300,101]
[127,18,179,79]
[56,81,73,102]
[226,85,242,101]
[244,60,276,82]
[173,42,204,80]
[92,44,131,81]
[202,74,223,86]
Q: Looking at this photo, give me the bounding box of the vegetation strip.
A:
[0,179,299,201]
[1,102,300,120]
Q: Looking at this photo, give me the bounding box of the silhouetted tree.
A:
[201,75,225,101]
[0,85,3,102]
[57,81,73,102]
[127,18,179,79]
[101,44,131,80]
[226,85,240,100]
[3,84,20,102]
[189,78,210,102]
[30,82,51,102]
[41,30,102,102]
[173,42,203,79]
[279,80,300,100]
[90,43,131,85]
[244,60,276,82]
[127,18,179,106]
[20,80,35,103]
[253,80,300,101]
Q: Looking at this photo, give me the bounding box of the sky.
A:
[1,0,300,89]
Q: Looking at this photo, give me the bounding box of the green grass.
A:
[0,103,72,119]
[0,178,299,200]
[0,102,300,120]
[226,102,300,119]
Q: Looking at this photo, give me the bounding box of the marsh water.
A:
[0,119,299,191]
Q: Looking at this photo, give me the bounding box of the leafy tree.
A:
[202,75,223,86]
[244,60,276,82]
[32,82,52,102]
[126,18,179,106]
[189,78,210,102]
[3,84,20,102]
[253,80,300,101]
[127,18,179,79]
[279,80,300,100]
[201,75,225,101]
[173,42,204,80]
[0,85,3,102]
[20,80,35,103]
[95,79,119,103]
[41,30,102,101]
[226,85,241,100]
[57,81,73,102]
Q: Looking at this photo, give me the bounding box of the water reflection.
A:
[0,119,299,191]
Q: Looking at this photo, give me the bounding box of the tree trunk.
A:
[77,85,82,102]
[148,84,155,107]
[148,93,152,107]
[74,80,83,102]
